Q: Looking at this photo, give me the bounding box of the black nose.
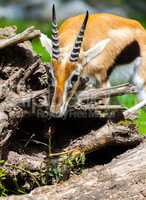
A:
[50,111,62,118]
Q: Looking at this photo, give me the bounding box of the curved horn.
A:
[52,4,60,60]
[70,11,89,62]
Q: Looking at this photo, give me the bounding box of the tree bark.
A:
[2,139,146,200]
[0,26,42,159]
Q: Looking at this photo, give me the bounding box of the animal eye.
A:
[78,76,90,90]
[71,74,79,84]
[67,83,72,92]
[81,77,89,84]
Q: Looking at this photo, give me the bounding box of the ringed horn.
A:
[70,11,89,62]
[52,4,60,60]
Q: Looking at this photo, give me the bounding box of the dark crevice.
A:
[7,115,135,163]
[50,117,107,151]
[5,113,138,168]
[2,115,139,196]
[85,144,136,168]
[7,116,107,155]
[6,115,135,168]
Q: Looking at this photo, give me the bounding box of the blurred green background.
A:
[0,0,146,134]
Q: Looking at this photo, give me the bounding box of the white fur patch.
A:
[40,33,52,56]
[83,38,110,65]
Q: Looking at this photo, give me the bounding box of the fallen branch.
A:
[0,28,42,158]
[78,83,137,103]
[22,58,41,81]
[16,88,48,107]
[0,26,17,38]
[0,26,40,49]
[16,84,135,116]
[49,122,139,158]
[123,99,146,119]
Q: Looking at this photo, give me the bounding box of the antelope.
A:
[40,4,146,117]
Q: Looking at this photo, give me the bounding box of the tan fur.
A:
[51,13,146,116]
[58,14,146,86]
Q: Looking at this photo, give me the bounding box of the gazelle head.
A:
[40,4,110,117]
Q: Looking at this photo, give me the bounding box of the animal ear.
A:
[82,38,110,65]
[40,33,52,57]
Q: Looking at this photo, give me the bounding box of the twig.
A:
[0,131,12,147]
[72,104,125,111]
[17,84,135,112]
[17,58,41,94]
[49,149,74,158]
[78,83,137,103]
[16,88,48,106]
[5,163,40,187]
[123,99,146,118]
[0,26,40,49]
[22,59,41,81]
[24,133,35,148]
[20,139,48,147]
[29,140,48,147]
[3,68,24,87]
[0,69,24,100]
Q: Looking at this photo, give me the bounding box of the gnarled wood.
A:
[0,27,40,49]
[2,140,146,200]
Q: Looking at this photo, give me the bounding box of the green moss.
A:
[0,167,7,197]
[63,153,86,171]
[48,166,64,183]
[118,119,132,126]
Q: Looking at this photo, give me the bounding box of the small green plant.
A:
[64,152,86,173]
[0,163,48,196]
[0,167,7,197]
[48,166,63,183]
[47,152,86,183]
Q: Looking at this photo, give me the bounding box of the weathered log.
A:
[1,119,142,194]
[47,121,142,182]
[2,139,146,200]
[62,122,142,155]
[0,27,43,158]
